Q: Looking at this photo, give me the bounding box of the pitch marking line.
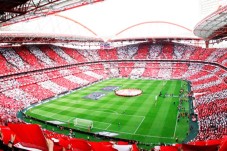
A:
[30,106,71,117]
[173,111,179,138]
[30,111,112,130]
[30,113,67,124]
[95,109,118,114]
[29,107,115,130]
[30,105,147,135]
[50,100,142,116]
[45,106,145,118]
[133,116,145,134]
[30,106,82,122]
[105,124,112,130]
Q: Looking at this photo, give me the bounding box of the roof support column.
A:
[205,40,209,48]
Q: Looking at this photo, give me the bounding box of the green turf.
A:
[25,78,190,144]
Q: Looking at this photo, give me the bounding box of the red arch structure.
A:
[54,14,98,36]
[115,21,192,36]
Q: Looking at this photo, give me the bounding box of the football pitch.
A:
[25,78,190,144]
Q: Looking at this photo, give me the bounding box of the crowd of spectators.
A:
[195,112,226,141]
[129,62,146,77]
[64,75,89,86]
[158,63,172,79]
[0,79,20,92]
[77,49,101,62]
[3,88,38,106]
[118,45,138,60]
[38,80,68,94]
[50,45,75,64]
[173,43,195,60]
[0,42,226,150]
[206,48,226,63]
[0,42,226,77]
[58,69,72,76]
[185,66,227,142]
[84,71,103,80]
[191,73,216,83]
[182,63,204,79]
[193,79,222,91]
[27,45,56,66]
[195,89,227,107]
[148,44,162,59]
[0,60,225,142]
[0,48,30,71]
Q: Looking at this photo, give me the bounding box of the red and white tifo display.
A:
[115,88,142,97]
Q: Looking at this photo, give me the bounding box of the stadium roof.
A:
[194,5,227,42]
[0,0,102,24]
[0,0,225,43]
[0,0,204,43]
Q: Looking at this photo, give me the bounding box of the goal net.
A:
[74,118,93,129]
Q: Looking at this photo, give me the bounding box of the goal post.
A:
[74,118,93,129]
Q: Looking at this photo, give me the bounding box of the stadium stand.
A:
[39,45,68,65]
[118,62,135,77]
[0,42,226,150]
[1,0,227,150]
[14,46,45,69]
[60,47,88,63]
[133,44,149,59]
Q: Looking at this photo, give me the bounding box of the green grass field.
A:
[25,78,190,144]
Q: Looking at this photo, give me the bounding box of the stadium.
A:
[0,0,226,151]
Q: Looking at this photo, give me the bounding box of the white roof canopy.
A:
[0,0,204,41]
[194,5,227,40]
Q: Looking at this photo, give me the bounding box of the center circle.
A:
[115,88,142,97]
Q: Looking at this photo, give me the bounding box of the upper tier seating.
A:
[0,42,226,76]
[39,45,68,65]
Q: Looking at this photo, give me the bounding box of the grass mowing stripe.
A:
[164,81,179,137]
[147,99,172,137]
